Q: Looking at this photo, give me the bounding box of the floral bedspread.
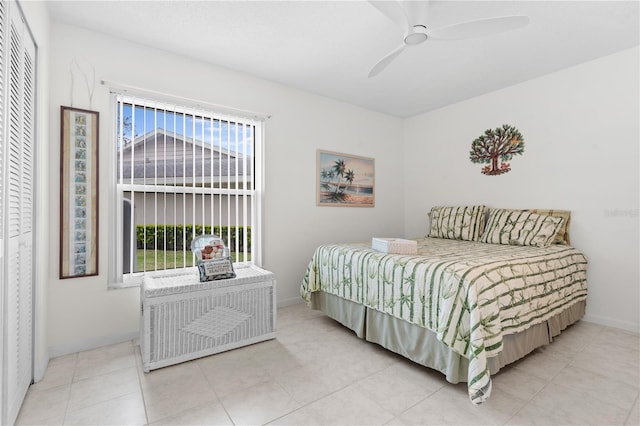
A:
[301,237,588,404]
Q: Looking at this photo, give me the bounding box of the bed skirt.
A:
[309,291,585,384]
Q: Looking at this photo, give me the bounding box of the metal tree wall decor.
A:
[469,124,525,175]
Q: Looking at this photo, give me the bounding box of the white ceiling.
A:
[47,1,639,118]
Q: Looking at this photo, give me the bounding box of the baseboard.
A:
[277,296,304,308]
[48,331,139,358]
[582,313,640,334]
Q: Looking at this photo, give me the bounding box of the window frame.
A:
[107,91,264,289]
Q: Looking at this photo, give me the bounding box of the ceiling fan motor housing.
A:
[404,25,428,45]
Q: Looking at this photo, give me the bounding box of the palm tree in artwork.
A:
[342,169,355,193]
[332,159,346,192]
[320,169,336,191]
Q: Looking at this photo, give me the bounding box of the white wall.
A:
[403,47,640,332]
[43,20,639,354]
[47,23,404,355]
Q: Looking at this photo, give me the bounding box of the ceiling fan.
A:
[368,1,529,78]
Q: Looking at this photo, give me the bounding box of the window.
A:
[110,94,263,287]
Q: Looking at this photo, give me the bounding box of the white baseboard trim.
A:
[48,331,139,358]
[277,296,304,308]
[582,313,640,334]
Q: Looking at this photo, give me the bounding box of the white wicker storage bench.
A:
[140,265,276,372]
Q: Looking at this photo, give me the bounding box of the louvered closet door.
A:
[3,2,35,424]
[0,1,6,421]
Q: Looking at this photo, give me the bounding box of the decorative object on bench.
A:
[141,265,276,372]
[191,234,235,282]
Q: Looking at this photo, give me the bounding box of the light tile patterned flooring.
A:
[16,303,640,425]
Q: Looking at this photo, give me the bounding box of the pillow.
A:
[480,209,566,247]
[525,209,571,245]
[428,205,486,241]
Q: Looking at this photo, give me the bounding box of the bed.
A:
[300,206,588,404]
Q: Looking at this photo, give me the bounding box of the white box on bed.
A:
[140,265,276,372]
[372,237,418,254]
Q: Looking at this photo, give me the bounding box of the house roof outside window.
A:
[118,128,251,186]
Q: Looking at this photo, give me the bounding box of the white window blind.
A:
[112,94,262,286]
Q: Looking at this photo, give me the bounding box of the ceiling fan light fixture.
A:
[404,25,428,45]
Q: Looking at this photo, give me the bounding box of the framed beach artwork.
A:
[317,149,374,207]
[60,106,99,279]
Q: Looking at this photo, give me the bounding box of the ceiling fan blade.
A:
[368,43,407,78]
[427,15,529,40]
[402,0,430,27]
[369,1,410,31]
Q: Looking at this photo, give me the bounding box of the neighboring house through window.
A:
[110,94,263,287]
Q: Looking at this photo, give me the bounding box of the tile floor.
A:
[15,303,640,426]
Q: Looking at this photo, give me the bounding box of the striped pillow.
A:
[526,209,571,245]
[480,209,566,247]
[428,205,486,241]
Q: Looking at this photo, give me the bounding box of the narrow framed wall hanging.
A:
[60,106,99,278]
